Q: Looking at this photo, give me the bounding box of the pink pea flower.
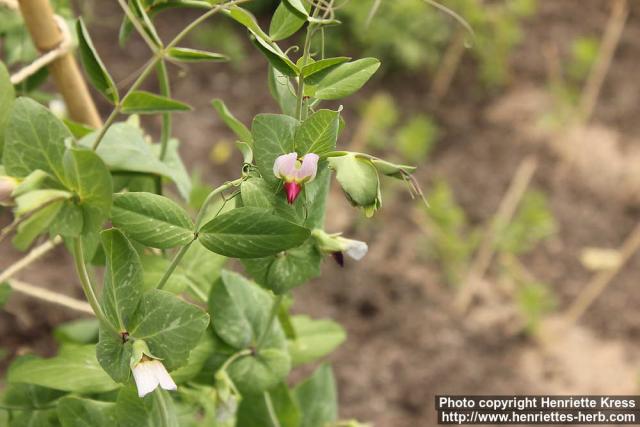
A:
[273,152,319,204]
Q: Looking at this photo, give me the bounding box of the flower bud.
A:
[369,158,416,179]
[311,229,368,266]
[0,176,18,206]
[273,152,319,204]
[328,153,381,217]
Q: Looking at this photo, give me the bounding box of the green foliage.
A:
[329,0,536,87]
[421,180,478,286]
[77,19,119,104]
[395,115,439,162]
[295,364,338,427]
[495,191,556,255]
[515,280,556,333]
[0,1,415,425]
[111,192,194,249]
[8,345,119,393]
[120,91,192,114]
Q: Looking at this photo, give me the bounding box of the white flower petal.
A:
[133,362,160,398]
[344,239,368,261]
[273,153,298,179]
[149,360,177,392]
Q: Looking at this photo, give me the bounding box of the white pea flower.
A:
[130,340,176,398]
[132,356,177,398]
[311,229,369,266]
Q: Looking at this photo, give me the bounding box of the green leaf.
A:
[199,207,310,258]
[0,62,15,157]
[63,119,95,139]
[252,113,298,186]
[242,240,322,294]
[141,254,191,294]
[167,47,228,62]
[240,176,304,225]
[96,327,133,383]
[180,240,226,295]
[210,270,291,394]
[306,58,380,100]
[209,270,275,349]
[80,123,190,199]
[283,0,309,17]
[301,56,351,78]
[251,35,299,77]
[268,66,297,117]
[228,348,291,395]
[0,281,11,308]
[128,290,210,370]
[288,315,346,367]
[111,192,194,249]
[115,386,178,427]
[211,99,252,143]
[121,91,192,114]
[1,382,65,410]
[14,189,72,217]
[49,201,84,237]
[57,396,117,427]
[150,138,192,201]
[12,200,63,250]
[101,229,144,331]
[63,148,113,233]
[294,364,337,427]
[7,345,119,393]
[269,1,306,41]
[222,5,271,42]
[130,0,162,47]
[237,382,301,427]
[54,319,99,345]
[170,333,216,384]
[3,97,70,182]
[295,109,340,156]
[76,19,119,104]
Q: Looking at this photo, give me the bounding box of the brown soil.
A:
[3,1,640,426]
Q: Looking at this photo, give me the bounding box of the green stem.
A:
[156,60,172,161]
[94,0,247,152]
[166,0,250,50]
[264,391,282,427]
[187,281,208,303]
[194,178,244,230]
[92,56,160,151]
[117,0,161,52]
[153,389,172,427]
[156,240,194,290]
[72,238,117,333]
[295,6,321,120]
[256,294,284,349]
[220,348,252,373]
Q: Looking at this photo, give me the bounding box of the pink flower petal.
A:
[297,153,319,182]
[273,153,299,180]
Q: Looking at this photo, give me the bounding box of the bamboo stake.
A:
[0,237,62,284]
[17,0,102,128]
[455,156,538,312]
[8,279,93,314]
[577,0,628,123]
[564,222,640,325]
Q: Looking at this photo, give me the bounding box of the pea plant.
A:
[0,0,422,426]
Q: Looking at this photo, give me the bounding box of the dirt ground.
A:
[2,1,640,426]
